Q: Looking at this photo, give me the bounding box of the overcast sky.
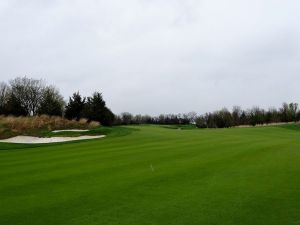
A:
[0,0,300,115]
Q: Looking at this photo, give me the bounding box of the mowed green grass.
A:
[0,125,300,225]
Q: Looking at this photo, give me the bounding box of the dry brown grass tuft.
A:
[0,115,101,134]
[79,118,88,125]
[88,121,101,129]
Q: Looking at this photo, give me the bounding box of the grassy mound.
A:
[0,125,300,225]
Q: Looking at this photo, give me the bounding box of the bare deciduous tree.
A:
[0,82,10,111]
[9,77,45,116]
[187,111,197,124]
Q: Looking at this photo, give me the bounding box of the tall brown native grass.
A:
[0,115,100,134]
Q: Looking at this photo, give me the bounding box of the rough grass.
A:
[0,115,100,139]
[0,125,300,225]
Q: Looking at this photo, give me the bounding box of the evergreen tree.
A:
[65,92,85,120]
[38,86,65,116]
[4,93,27,116]
[82,92,115,126]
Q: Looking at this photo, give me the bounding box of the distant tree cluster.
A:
[195,103,300,128]
[114,112,197,125]
[0,77,114,126]
[114,103,300,128]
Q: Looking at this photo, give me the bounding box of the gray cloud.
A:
[0,0,300,115]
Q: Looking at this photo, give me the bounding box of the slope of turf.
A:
[0,125,300,225]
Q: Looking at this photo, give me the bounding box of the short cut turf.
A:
[0,125,300,225]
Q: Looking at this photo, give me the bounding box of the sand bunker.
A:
[52,129,90,133]
[0,135,105,144]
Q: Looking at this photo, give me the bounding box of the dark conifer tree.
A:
[38,86,65,116]
[65,92,85,120]
[4,94,27,116]
[82,92,115,126]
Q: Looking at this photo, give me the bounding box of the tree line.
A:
[113,103,300,128]
[0,77,114,125]
[113,112,197,125]
[195,104,299,128]
[1,77,299,128]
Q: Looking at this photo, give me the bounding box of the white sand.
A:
[52,129,90,133]
[0,135,105,144]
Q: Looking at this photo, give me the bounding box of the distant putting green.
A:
[0,125,300,225]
